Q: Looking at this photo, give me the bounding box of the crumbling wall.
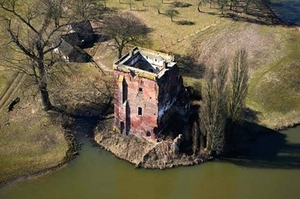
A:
[114,70,159,141]
[157,65,183,131]
[113,48,189,142]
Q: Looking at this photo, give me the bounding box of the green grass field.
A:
[247,28,300,128]
[0,86,68,183]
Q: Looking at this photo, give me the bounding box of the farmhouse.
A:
[54,20,94,62]
[113,47,189,141]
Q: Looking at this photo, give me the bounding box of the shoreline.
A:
[1,121,298,189]
[0,161,68,189]
[0,127,79,189]
[94,119,213,170]
[94,117,300,170]
[274,122,300,132]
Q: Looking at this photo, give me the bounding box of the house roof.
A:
[114,47,177,80]
[56,39,74,56]
[61,33,81,46]
[69,20,94,34]
[68,20,94,41]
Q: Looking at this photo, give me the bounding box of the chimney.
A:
[164,61,168,68]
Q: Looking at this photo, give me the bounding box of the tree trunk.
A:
[39,82,53,111]
[156,7,161,14]
[230,1,233,10]
[206,132,211,152]
[192,120,199,154]
[200,132,206,150]
[198,2,202,13]
[36,41,53,111]
[118,47,123,59]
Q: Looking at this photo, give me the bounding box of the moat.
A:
[0,125,300,199]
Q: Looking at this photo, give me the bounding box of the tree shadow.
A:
[198,1,288,26]
[243,107,260,123]
[176,20,195,26]
[220,12,281,26]
[94,34,110,43]
[265,0,300,25]
[221,121,300,169]
[172,2,193,8]
[174,54,205,79]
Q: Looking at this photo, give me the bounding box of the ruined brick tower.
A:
[113,47,188,141]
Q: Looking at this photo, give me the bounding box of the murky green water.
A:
[0,126,300,199]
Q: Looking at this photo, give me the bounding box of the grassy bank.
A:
[247,28,300,129]
[100,0,300,129]
[0,62,110,184]
[0,16,67,183]
[0,96,68,183]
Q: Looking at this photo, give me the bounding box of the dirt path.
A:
[92,57,113,72]
[0,73,26,112]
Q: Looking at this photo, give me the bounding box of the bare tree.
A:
[199,61,228,154]
[129,0,132,10]
[228,0,238,11]
[217,0,228,15]
[69,0,105,21]
[227,49,249,122]
[197,49,249,154]
[102,12,151,58]
[223,49,249,152]
[165,8,180,22]
[198,0,211,12]
[155,5,162,14]
[102,0,107,8]
[0,0,71,111]
[245,0,253,14]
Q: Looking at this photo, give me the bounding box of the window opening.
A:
[122,79,127,103]
[146,131,151,137]
[138,87,143,93]
[120,122,124,134]
[138,107,142,116]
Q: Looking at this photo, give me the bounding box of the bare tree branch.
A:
[102,12,151,58]
[0,0,74,110]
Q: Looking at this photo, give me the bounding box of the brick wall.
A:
[114,63,184,141]
[114,70,159,140]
